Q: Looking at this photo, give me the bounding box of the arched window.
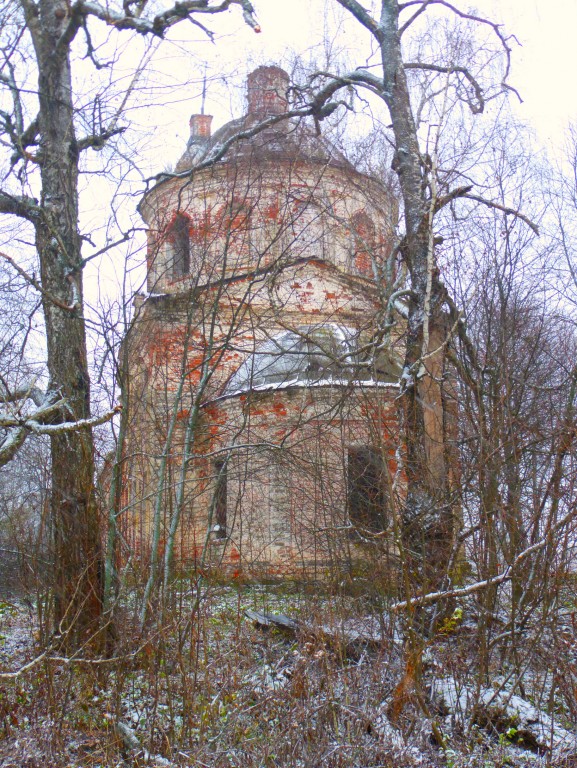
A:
[286,191,324,260]
[169,214,191,279]
[223,325,358,394]
[350,210,376,276]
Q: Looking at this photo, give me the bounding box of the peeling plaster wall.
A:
[140,160,396,296]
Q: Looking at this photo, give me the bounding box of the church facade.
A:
[122,66,403,576]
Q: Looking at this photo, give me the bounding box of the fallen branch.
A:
[244,609,299,632]
[245,609,385,657]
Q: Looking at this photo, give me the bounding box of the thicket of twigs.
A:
[0,554,576,768]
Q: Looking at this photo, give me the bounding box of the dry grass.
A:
[0,579,575,768]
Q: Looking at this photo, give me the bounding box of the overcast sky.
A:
[179,0,577,155]
[478,0,577,148]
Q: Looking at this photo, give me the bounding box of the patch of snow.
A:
[248,662,292,693]
[372,706,405,749]
[432,676,577,759]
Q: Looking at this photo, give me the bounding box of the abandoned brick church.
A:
[123,65,403,575]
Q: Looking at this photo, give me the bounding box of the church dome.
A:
[175,66,354,173]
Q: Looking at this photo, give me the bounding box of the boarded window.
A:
[213,461,227,538]
[347,448,387,532]
[170,214,191,278]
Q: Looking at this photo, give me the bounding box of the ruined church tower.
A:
[124,66,402,576]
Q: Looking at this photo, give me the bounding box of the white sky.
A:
[476,0,577,148]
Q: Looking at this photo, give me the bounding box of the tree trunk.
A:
[32,0,103,648]
[379,0,455,593]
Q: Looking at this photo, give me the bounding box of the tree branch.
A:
[433,184,473,212]
[0,63,24,136]
[0,405,121,432]
[335,0,383,40]
[67,0,259,40]
[391,502,577,611]
[148,100,348,183]
[0,380,45,407]
[405,62,484,114]
[76,126,126,152]
[0,251,79,311]
[0,191,41,222]
[398,0,433,35]
[0,427,28,467]
[308,69,385,98]
[19,115,40,147]
[462,193,540,235]
[399,0,516,87]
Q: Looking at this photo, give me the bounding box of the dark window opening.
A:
[347,448,387,533]
[213,461,227,538]
[171,214,191,278]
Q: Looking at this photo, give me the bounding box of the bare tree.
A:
[296,1,538,604]
[0,0,259,650]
